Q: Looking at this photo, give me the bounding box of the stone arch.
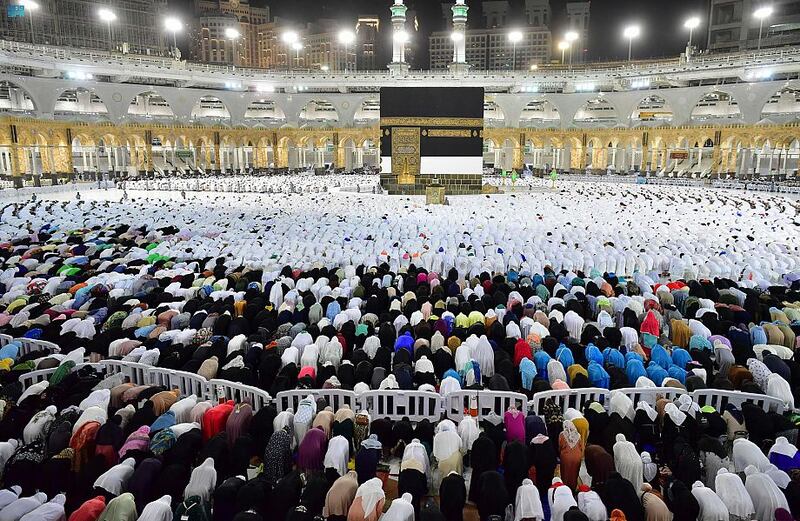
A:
[299,99,339,127]
[573,96,618,126]
[760,85,800,121]
[630,94,673,125]
[128,90,175,120]
[690,90,741,122]
[354,98,380,127]
[244,98,286,124]
[277,136,299,169]
[519,99,560,127]
[191,95,231,121]
[54,88,108,117]
[0,80,36,114]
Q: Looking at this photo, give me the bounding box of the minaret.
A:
[449,0,470,73]
[389,0,410,75]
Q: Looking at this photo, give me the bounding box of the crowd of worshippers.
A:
[125,174,381,195]
[0,228,800,521]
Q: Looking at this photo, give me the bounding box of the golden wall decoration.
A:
[426,129,473,138]
[391,127,420,184]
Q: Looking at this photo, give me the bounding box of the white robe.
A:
[515,479,544,521]
[744,465,789,521]
[690,481,729,521]
[136,495,173,521]
[714,469,754,520]
[0,492,47,521]
[548,483,577,521]
[576,490,606,521]
[19,494,65,521]
[94,458,136,495]
[381,493,414,521]
[323,436,350,477]
[184,457,217,503]
[733,438,770,472]
[613,434,643,488]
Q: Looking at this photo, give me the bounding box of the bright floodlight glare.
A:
[623,25,641,39]
[558,41,570,50]
[338,29,355,45]
[450,31,464,42]
[19,0,39,11]
[97,8,116,22]
[291,41,304,51]
[754,6,773,18]
[530,64,538,71]
[565,30,579,42]
[508,30,523,43]
[282,31,298,44]
[225,27,240,39]
[393,30,409,43]
[164,17,182,33]
[684,16,700,29]
[321,65,329,71]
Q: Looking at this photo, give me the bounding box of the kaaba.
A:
[379,87,484,195]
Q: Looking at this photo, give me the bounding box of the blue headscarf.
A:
[650,344,671,370]
[667,364,687,384]
[671,348,692,369]
[534,350,552,380]
[325,301,341,322]
[689,335,712,351]
[585,344,604,366]
[646,361,669,385]
[625,358,647,385]
[603,347,625,369]
[749,326,767,346]
[443,368,462,386]
[587,361,610,389]
[394,331,414,355]
[556,344,574,369]
[625,351,644,364]
[519,358,536,391]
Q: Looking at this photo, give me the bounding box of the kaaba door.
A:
[391,127,420,185]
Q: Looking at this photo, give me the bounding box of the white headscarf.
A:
[641,451,657,482]
[609,391,634,421]
[613,434,643,488]
[548,480,577,521]
[576,489,607,521]
[690,481,729,521]
[0,486,21,510]
[94,458,136,495]
[457,417,479,453]
[184,457,217,503]
[136,495,173,521]
[561,420,580,449]
[19,493,66,521]
[381,493,414,521]
[401,438,430,477]
[663,403,686,426]
[733,438,770,473]
[714,468,755,519]
[744,465,789,521]
[354,478,385,520]
[433,421,462,461]
[323,436,351,477]
[514,479,544,521]
[0,492,47,521]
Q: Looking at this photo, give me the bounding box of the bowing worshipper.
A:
[583,444,614,494]
[93,458,136,500]
[355,435,382,484]
[67,496,106,521]
[639,484,673,521]
[294,395,317,446]
[478,471,511,521]
[690,481,729,521]
[514,479,545,521]
[575,486,606,521]
[324,435,352,482]
[613,434,643,488]
[432,420,462,483]
[183,458,217,504]
[324,471,359,521]
[134,495,173,521]
[744,465,790,521]
[96,493,137,521]
[548,478,578,521]
[299,426,329,473]
[601,473,645,521]
[347,478,385,521]
[769,437,800,472]
[665,480,700,521]
[559,419,584,490]
[263,426,293,483]
[381,493,415,521]
[714,468,755,521]
[439,472,466,521]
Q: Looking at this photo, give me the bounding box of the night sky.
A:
[170,0,708,66]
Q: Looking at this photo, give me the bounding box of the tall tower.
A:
[389,0,409,74]
[450,0,469,73]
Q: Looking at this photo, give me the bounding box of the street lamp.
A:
[225,27,240,66]
[754,6,773,50]
[19,0,38,44]
[282,31,299,71]
[684,16,700,48]
[338,29,356,72]
[508,30,523,71]
[623,24,641,61]
[164,16,182,57]
[292,41,304,70]
[97,8,117,51]
[558,41,570,64]
[565,30,579,66]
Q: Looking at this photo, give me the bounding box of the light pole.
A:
[508,30,523,71]
[623,24,641,62]
[282,30,299,72]
[338,29,356,72]
[20,0,39,44]
[292,41,304,70]
[97,8,117,52]
[164,17,182,59]
[684,16,700,49]
[225,27,240,67]
[558,41,569,64]
[565,30,578,67]
[754,6,773,50]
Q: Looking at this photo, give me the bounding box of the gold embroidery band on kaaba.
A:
[380,117,483,128]
[425,129,473,138]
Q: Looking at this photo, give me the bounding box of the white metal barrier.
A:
[18,362,101,389]
[0,334,12,347]
[15,338,60,357]
[444,390,529,422]
[274,389,359,413]
[146,367,174,389]
[617,387,687,406]
[529,388,610,415]
[209,379,271,411]
[171,370,211,399]
[692,389,785,413]
[360,390,442,422]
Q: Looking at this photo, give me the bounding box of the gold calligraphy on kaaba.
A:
[380,117,483,128]
[391,127,420,185]
[425,129,473,138]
